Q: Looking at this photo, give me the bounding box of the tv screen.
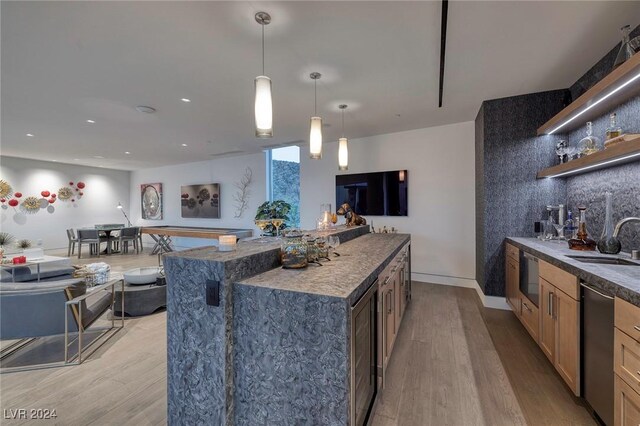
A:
[336,170,408,216]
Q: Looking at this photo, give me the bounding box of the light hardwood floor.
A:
[1,251,595,425]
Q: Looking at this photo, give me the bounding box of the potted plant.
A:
[254,200,291,236]
[0,232,15,258]
[16,239,32,250]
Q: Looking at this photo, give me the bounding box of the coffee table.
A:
[1,255,70,283]
[112,281,166,317]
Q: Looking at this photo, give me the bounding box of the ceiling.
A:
[2,1,639,170]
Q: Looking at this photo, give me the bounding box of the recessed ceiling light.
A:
[73,158,80,161]
[93,155,105,159]
[86,119,96,124]
[26,133,34,137]
[135,105,156,114]
[181,144,188,147]
[51,160,58,162]
[181,98,191,103]
[125,151,131,155]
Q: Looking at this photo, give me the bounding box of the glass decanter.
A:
[578,122,601,156]
[597,192,622,254]
[613,25,635,69]
[605,113,623,141]
[568,206,596,251]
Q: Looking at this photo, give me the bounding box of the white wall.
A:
[300,121,476,282]
[130,153,266,249]
[0,156,131,250]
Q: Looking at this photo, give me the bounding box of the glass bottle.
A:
[597,192,622,254]
[568,206,597,251]
[605,113,623,141]
[564,210,577,240]
[613,25,635,69]
[578,122,600,156]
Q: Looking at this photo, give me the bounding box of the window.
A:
[267,146,300,227]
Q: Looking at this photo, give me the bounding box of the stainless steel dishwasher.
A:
[581,282,614,426]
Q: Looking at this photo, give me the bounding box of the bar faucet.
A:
[613,217,640,259]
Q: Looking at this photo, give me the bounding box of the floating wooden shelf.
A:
[537,52,640,136]
[536,135,640,179]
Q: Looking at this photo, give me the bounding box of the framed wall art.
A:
[180,183,220,218]
[141,183,163,220]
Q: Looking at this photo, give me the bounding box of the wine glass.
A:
[271,218,284,239]
[328,235,341,256]
[553,223,565,240]
[555,141,567,164]
[254,219,270,242]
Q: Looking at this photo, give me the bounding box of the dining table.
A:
[81,224,125,254]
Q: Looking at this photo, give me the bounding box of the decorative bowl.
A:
[123,267,161,285]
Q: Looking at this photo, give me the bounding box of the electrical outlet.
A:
[206,280,220,307]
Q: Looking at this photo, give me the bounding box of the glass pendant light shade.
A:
[255,75,273,138]
[338,137,348,170]
[309,116,323,159]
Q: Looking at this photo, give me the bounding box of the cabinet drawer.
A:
[539,260,578,300]
[615,328,640,394]
[520,296,539,343]
[616,298,640,343]
[615,374,640,426]
[505,242,519,261]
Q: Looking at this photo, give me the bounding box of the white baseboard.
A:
[411,272,511,311]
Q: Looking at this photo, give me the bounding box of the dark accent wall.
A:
[475,25,640,297]
[475,90,568,296]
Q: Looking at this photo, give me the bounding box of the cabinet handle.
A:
[387,292,392,314]
[634,326,640,333]
[636,371,640,376]
[552,295,557,319]
[523,302,531,312]
[548,292,552,316]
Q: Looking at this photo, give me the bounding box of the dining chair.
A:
[66,229,79,257]
[77,229,102,259]
[117,227,138,254]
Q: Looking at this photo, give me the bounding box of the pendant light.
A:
[254,12,273,138]
[338,104,349,171]
[309,72,323,159]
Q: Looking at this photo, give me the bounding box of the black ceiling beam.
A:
[438,0,448,108]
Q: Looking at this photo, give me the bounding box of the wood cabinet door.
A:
[554,288,580,396]
[539,278,555,363]
[506,256,521,316]
[397,266,406,320]
[384,284,395,366]
[615,374,640,426]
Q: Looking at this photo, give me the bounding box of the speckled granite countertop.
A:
[507,237,640,306]
[239,233,410,304]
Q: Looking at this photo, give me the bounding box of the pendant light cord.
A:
[341,109,345,137]
[261,23,265,75]
[314,79,317,115]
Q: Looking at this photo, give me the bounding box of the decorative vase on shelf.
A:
[597,192,622,254]
[613,25,635,69]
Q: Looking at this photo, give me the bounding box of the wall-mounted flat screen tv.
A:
[336,170,408,216]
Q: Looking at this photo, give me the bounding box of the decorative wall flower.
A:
[48,198,56,204]
[8,199,18,207]
[51,194,57,198]
[14,192,22,198]
[41,190,50,197]
[76,182,85,189]
[69,181,74,186]
[22,196,41,213]
[57,187,73,200]
[0,198,5,203]
[0,180,13,198]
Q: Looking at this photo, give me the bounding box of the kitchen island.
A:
[162,226,410,425]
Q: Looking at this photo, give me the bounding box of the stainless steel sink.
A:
[567,255,639,266]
